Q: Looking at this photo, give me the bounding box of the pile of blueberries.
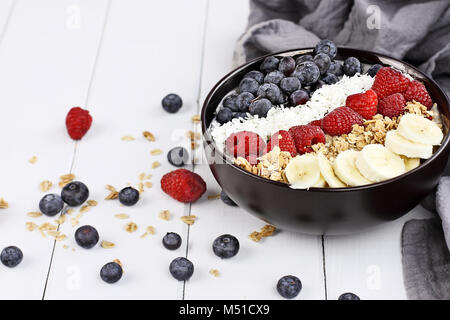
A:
[216,39,382,125]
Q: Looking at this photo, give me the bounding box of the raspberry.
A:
[65,107,92,140]
[308,119,322,127]
[288,125,326,154]
[160,169,206,203]
[322,107,364,136]
[267,130,297,157]
[378,93,406,118]
[345,89,378,119]
[403,80,433,109]
[371,67,410,100]
[225,131,266,159]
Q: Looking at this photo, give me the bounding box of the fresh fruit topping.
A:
[243,70,264,84]
[322,106,364,136]
[222,94,239,112]
[225,131,266,158]
[339,292,360,300]
[264,70,285,85]
[280,77,301,95]
[345,89,378,119]
[403,80,433,109]
[249,98,273,117]
[216,108,233,124]
[100,262,123,284]
[293,61,320,85]
[39,194,64,216]
[327,61,343,76]
[378,93,406,118]
[212,234,240,259]
[314,39,337,59]
[321,73,339,85]
[162,94,183,113]
[366,64,382,77]
[371,67,410,99]
[385,130,433,159]
[278,56,296,75]
[289,89,310,106]
[167,146,189,167]
[233,112,247,120]
[403,157,421,171]
[236,92,255,112]
[162,232,182,250]
[285,154,321,189]
[295,55,313,65]
[65,107,92,140]
[355,144,405,183]
[313,175,327,188]
[257,83,281,104]
[118,187,140,206]
[277,275,302,299]
[343,57,361,76]
[238,78,259,95]
[61,181,89,207]
[169,257,194,281]
[160,169,207,203]
[267,130,297,157]
[333,150,373,187]
[0,246,23,268]
[220,191,237,207]
[313,53,331,75]
[317,152,346,188]
[75,225,99,249]
[260,56,279,74]
[289,125,326,154]
[397,113,443,146]
[308,119,322,127]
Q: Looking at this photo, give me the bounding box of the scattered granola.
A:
[138,172,146,181]
[145,181,153,188]
[87,200,98,207]
[66,208,74,215]
[101,240,115,249]
[28,156,37,164]
[187,130,201,140]
[159,210,171,221]
[207,194,221,200]
[138,182,145,193]
[249,225,277,242]
[143,131,155,142]
[27,211,42,218]
[181,215,196,225]
[54,215,66,225]
[192,115,201,123]
[39,180,53,192]
[209,269,220,277]
[59,173,75,188]
[105,185,119,200]
[121,136,136,141]
[0,198,9,209]
[152,161,161,169]
[125,222,138,233]
[150,149,163,156]
[113,259,123,269]
[79,205,90,214]
[146,226,156,235]
[114,213,130,220]
[26,222,38,231]
[191,141,199,150]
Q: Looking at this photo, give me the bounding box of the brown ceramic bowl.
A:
[201,48,450,235]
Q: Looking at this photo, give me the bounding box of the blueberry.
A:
[233,112,247,120]
[277,275,302,299]
[223,94,239,112]
[311,80,326,91]
[238,78,259,95]
[118,187,139,206]
[339,292,360,300]
[75,225,99,249]
[167,146,189,167]
[264,70,285,85]
[260,56,279,74]
[212,234,240,259]
[235,92,254,112]
[257,83,281,104]
[343,57,361,76]
[162,232,182,250]
[162,94,183,113]
[295,55,313,65]
[249,99,273,118]
[61,181,89,207]
[243,70,264,84]
[294,62,320,85]
[280,77,301,95]
[0,246,23,268]
[321,73,339,85]
[39,194,64,217]
[278,56,296,75]
[100,262,123,284]
[327,61,343,77]
[220,191,237,206]
[313,53,331,75]
[314,39,337,59]
[366,64,383,77]
[169,257,194,281]
[290,89,310,106]
[216,108,233,124]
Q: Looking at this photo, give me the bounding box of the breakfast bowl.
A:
[201,47,450,235]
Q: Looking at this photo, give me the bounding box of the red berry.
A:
[371,67,410,100]
[403,80,433,109]
[65,107,92,140]
[308,119,322,127]
[288,125,326,154]
[225,131,266,159]
[378,93,406,118]
[267,130,297,157]
[345,89,378,119]
[160,169,206,203]
[322,107,364,136]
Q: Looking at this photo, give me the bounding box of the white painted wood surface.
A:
[0,0,424,300]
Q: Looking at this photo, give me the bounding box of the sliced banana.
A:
[355,144,405,182]
[312,175,327,188]
[401,156,421,171]
[317,152,346,188]
[334,150,373,187]
[385,130,433,159]
[397,114,443,146]
[285,154,321,189]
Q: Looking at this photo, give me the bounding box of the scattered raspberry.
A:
[66,107,92,140]
[225,131,266,159]
[322,106,364,136]
[266,130,297,157]
[288,125,326,154]
[371,67,410,100]
[345,89,378,119]
[308,119,322,127]
[378,93,406,118]
[403,80,433,109]
[160,169,206,203]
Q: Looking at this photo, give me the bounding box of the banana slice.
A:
[401,156,421,171]
[334,150,373,187]
[285,154,321,189]
[385,130,433,159]
[312,175,327,188]
[317,152,346,188]
[355,144,405,182]
[397,114,443,146]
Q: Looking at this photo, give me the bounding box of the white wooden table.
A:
[0,0,433,300]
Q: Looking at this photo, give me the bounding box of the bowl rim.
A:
[201,47,450,193]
